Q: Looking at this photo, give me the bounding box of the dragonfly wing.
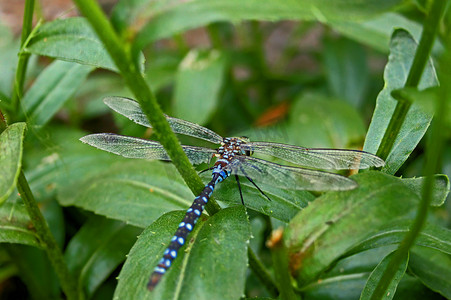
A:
[225,156,357,191]
[241,142,384,170]
[103,97,223,144]
[80,133,216,165]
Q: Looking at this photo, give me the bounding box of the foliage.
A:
[0,0,450,299]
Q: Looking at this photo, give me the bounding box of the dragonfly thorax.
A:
[216,137,247,160]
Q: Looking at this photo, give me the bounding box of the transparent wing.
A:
[225,156,358,191]
[240,142,384,170]
[80,133,215,165]
[104,97,223,144]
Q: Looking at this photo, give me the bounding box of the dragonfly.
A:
[80,96,385,291]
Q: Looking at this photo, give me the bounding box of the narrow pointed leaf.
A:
[110,0,402,50]
[331,12,427,53]
[65,216,141,298]
[0,123,26,204]
[345,221,451,257]
[301,247,437,300]
[115,206,250,299]
[363,29,438,174]
[360,251,408,300]
[21,60,93,126]
[409,246,451,299]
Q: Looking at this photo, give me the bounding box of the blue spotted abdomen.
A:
[147,172,226,290]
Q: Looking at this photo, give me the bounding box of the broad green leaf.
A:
[285,171,419,284]
[301,247,440,300]
[58,159,193,228]
[345,221,451,257]
[25,18,117,71]
[56,128,311,226]
[0,123,26,204]
[409,246,451,299]
[331,12,427,53]
[23,127,126,203]
[173,49,226,125]
[110,0,402,50]
[323,37,368,107]
[21,60,93,126]
[115,206,250,299]
[213,176,313,223]
[363,29,438,174]
[0,201,40,247]
[289,94,366,148]
[65,216,141,298]
[360,251,408,300]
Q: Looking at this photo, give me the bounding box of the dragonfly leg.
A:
[235,175,245,205]
[245,175,272,202]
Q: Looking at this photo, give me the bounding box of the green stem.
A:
[375,0,445,161]
[269,230,299,300]
[71,0,220,215]
[248,247,278,297]
[370,1,448,299]
[17,171,78,300]
[11,0,34,118]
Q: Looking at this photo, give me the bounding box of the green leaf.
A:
[0,201,40,247]
[0,123,26,204]
[323,37,368,107]
[301,247,440,300]
[360,251,408,300]
[58,133,309,225]
[213,176,313,223]
[289,94,366,148]
[25,17,117,71]
[363,29,438,174]
[115,206,250,299]
[285,171,419,284]
[65,216,141,298]
[346,221,451,257]
[402,175,450,207]
[330,12,427,53]
[409,246,451,299]
[58,160,194,228]
[0,24,19,98]
[145,53,182,92]
[173,49,226,125]
[21,60,93,126]
[5,245,60,299]
[110,0,402,50]
[24,127,123,202]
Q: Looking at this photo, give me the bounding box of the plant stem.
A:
[248,247,278,297]
[71,0,220,215]
[269,229,298,300]
[375,0,444,161]
[370,1,448,299]
[11,0,34,119]
[17,171,78,300]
